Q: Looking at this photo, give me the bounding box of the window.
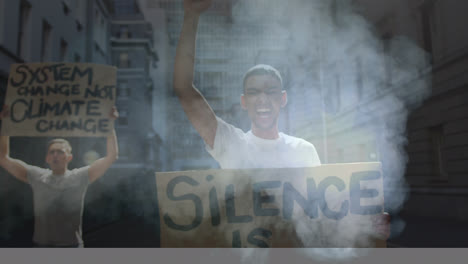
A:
[118,109,128,126]
[336,148,344,163]
[117,81,131,97]
[17,0,31,58]
[40,20,52,62]
[420,0,436,58]
[358,143,367,162]
[74,0,85,31]
[203,71,222,97]
[76,21,83,32]
[62,0,70,15]
[119,26,131,39]
[93,8,107,53]
[124,87,131,97]
[74,53,81,62]
[118,137,129,159]
[114,0,137,15]
[203,72,222,86]
[430,125,448,180]
[119,52,130,68]
[60,38,68,61]
[117,81,125,96]
[100,18,107,51]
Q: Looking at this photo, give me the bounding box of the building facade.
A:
[135,0,172,172]
[337,0,468,246]
[84,0,164,246]
[110,1,159,172]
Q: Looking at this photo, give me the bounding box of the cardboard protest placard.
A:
[156,163,386,248]
[1,63,116,137]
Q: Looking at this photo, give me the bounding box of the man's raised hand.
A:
[184,0,212,15]
[109,106,119,121]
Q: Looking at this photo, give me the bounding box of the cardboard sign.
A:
[156,163,386,248]
[1,63,116,137]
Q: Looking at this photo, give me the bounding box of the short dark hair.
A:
[242,64,283,92]
[47,138,72,154]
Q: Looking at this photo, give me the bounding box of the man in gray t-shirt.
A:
[0,106,119,247]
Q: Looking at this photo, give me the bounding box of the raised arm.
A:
[88,107,119,183]
[174,0,217,148]
[0,106,28,183]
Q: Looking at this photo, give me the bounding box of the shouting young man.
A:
[173,0,390,244]
[0,106,119,247]
[174,0,320,169]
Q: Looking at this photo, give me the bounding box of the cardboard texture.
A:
[2,63,116,137]
[156,163,387,248]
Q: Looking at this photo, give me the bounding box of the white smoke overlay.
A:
[141,0,431,261]
[227,0,429,260]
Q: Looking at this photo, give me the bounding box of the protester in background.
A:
[0,105,119,247]
[172,0,390,243]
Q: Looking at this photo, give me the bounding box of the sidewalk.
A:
[83,214,468,248]
[388,213,468,247]
[3,214,465,247]
[83,217,159,247]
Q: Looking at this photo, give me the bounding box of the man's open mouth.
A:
[256,108,272,118]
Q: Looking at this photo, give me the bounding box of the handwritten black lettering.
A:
[58,67,71,81]
[10,64,94,87]
[86,100,101,116]
[282,179,320,219]
[34,118,110,134]
[97,119,109,133]
[10,99,29,122]
[253,181,281,217]
[10,65,28,87]
[84,85,115,100]
[70,66,93,85]
[318,176,349,220]
[71,100,85,115]
[225,184,253,223]
[163,176,203,231]
[247,228,272,248]
[350,171,382,215]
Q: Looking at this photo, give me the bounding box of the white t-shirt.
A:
[206,117,321,169]
[26,165,89,246]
